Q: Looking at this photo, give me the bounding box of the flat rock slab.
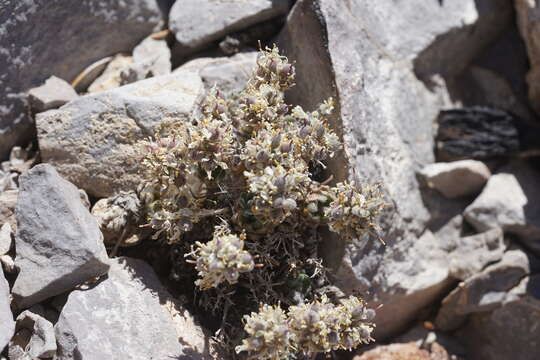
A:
[170,0,291,53]
[55,257,214,360]
[0,0,163,158]
[37,71,204,197]
[436,107,520,161]
[0,265,15,352]
[12,164,109,309]
[418,160,491,198]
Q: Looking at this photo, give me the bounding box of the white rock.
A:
[55,257,215,360]
[12,164,110,309]
[0,223,12,256]
[123,36,172,83]
[464,162,540,253]
[37,71,205,197]
[419,160,491,198]
[28,76,78,112]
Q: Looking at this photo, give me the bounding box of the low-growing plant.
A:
[137,45,384,359]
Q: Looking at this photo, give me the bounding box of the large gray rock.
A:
[464,161,540,253]
[12,164,110,308]
[278,0,510,339]
[436,248,537,331]
[0,265,15,352]
[37,71,204,197]
[55,257,214,360]
[418,160,491,199]
[0,0,163,159]
[170,0,291,54]
[28,76,78,113]
[457,274,540,360]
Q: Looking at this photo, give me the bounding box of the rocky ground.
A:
[1,0,540,359]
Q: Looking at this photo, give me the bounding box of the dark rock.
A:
[436,106,520,161]
[0,0,163,159]
[12,164,110,308]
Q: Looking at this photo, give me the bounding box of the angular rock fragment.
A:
[177,51,257,96]
[464,161,540,253]
[122,36,171,83]
[9,310,56,359]
[436,248,536,331]
[88,54,133,93]
[37,71,204,197]
[0,0,163,158]
[28,76,78,112]
[353,342,432,360]
[418,160,491,198]
[170,0,291,54]
[449,228,506,281]
[55,257,214,360]
[0,265,15,352]
[0,223,12,256]
[12,164,110,308]
[0,190,18,230]
[436,107,520,161]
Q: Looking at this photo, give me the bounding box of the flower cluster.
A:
[137,45,384,357]
[187,224,255,290]
[236,296,376,359]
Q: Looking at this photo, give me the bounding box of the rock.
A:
[274,0,515,339]
[515,0,540,115]
[0,223,12,256]
[1,146,33,175]
[457,274,540,360]
[91,192,143,247]
[336,231,453,339]
[169,0,291,54]
[0,255,16,275]
[27,76,78,112]
[218,18,285,55]
[353,342,432,360]
[464,161,540,253]
[9,311,56,359]
[449,228,506,281]
[394,324,466,359]
[436,107,520,161]
[12,164,110,309]
[176,51,258,96]
[0,265,15,352]
[0,0,163,159]
[88,54,133,93]
[0,190,18,230]
[55,257,215,360]
[37,71,204,197]
[435,248,537,331]
[0,171,17,193]
[122,36,171,84]
[418,160,491,199]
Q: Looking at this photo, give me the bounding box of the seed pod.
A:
[281,198,297,211]
[271,134,282,149]
[280,141,292,153]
